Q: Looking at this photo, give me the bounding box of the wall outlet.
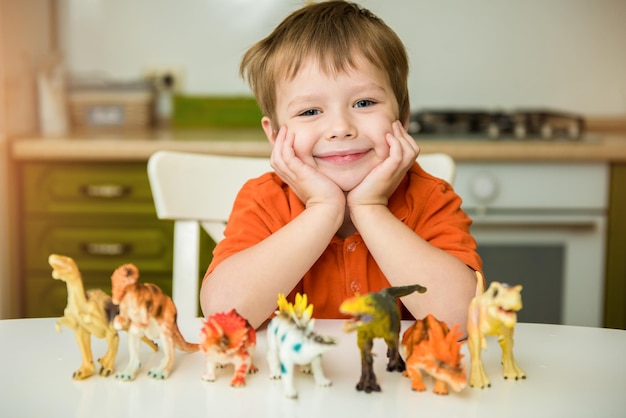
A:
[143,66,185,93]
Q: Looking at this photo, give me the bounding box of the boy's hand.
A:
[270,126,346,210]
[347,121,419,207]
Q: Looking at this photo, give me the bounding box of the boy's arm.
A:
[201,126,345,329]
[350,203,477,334]
[201,202,343,329]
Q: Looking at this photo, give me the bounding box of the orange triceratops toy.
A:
[199,309,258,387]
[401,314,467,394]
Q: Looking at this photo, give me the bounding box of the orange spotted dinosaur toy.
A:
[400,314,467,394]
[199,309,258,387]
[111,263,199,380]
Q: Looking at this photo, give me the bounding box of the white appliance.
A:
[454,162,608,327]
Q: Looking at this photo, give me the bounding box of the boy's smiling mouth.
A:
[314,149,372,164]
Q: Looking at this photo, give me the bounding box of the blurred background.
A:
[1,0,625,325]
[55,0,626,115]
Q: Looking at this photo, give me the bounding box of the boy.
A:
[200,1,482,331]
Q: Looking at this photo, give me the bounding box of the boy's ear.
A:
[261,116,277,145]
[401,108,411,130]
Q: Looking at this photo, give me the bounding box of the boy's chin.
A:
[334,177,366,193]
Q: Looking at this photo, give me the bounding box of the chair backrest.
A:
[147,150,455,318]
[417,152,456,185]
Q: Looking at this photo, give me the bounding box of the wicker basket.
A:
[68,90,153,129]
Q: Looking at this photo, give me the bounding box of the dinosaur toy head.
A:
[484,282,523,328]
[49,254,79,282]
[110,263,140,304]
[339,285,426,333]
[339,294,380,333]
[200,309,255,356]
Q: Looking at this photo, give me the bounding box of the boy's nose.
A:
[327,113,357,141]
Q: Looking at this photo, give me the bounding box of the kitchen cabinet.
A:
[604,164,626,329]
[17,161,213,317]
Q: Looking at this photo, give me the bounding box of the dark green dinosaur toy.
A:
[339,284,427,393]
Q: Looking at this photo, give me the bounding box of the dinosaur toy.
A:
[400,314,467,394]
[111,263,199,380]
[199,309,258,387]
[467,272,526,388]
[49,254,157,380]
[339,284,427,393]
[267,293,338,399]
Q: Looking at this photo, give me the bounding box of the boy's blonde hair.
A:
[240,1,409,130]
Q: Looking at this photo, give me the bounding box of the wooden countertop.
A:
[10,128,626,162]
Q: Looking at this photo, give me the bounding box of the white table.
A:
[1,318,624,418]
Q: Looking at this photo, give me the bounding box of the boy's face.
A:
[262,56,402,192]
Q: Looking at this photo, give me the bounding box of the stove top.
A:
[408,109,585,141]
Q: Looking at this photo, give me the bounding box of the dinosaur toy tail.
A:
[384,284,427,299]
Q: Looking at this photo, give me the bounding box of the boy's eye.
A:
[299,109,320,117]
[354,99,375,108]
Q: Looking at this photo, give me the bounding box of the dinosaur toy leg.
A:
[72,328,96,380]
[115,332,142,381]
[433,379,450,395]
[280,360,298,399]
[356,336,380,393]
[230,355,252,387]
[310,356,332,387]
[406,366,427,392]
[97,330,119,377]
[141,336,159,351]
[468,331,490,388]
[385,339,406,372]
[148,328,175,379]
[498,328,526,381]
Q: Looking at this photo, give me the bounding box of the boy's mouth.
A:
[314,150,371,164]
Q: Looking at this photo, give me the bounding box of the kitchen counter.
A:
[10,128,626,162]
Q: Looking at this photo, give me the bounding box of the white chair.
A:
[418,152,455,184]
[147,151,272,318]
[147,150,455,318]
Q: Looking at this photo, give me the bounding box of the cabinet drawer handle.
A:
[80,184,131,198]
[81,243,130,256]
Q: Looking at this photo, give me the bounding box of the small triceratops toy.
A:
[199,309,258,387]
[401,314,467,394]
[467,273,526,388]
[267,293,338,399]
[339,284,427,393]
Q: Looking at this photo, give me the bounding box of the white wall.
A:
[58,0,626,116]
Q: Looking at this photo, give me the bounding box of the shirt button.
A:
[346,242,357,252]
[350,280,361,294]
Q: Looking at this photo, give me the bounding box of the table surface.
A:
[1,318,624,418]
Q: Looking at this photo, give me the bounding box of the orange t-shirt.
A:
[204,162,482,319]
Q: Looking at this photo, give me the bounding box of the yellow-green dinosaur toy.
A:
[339,284,427,393]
